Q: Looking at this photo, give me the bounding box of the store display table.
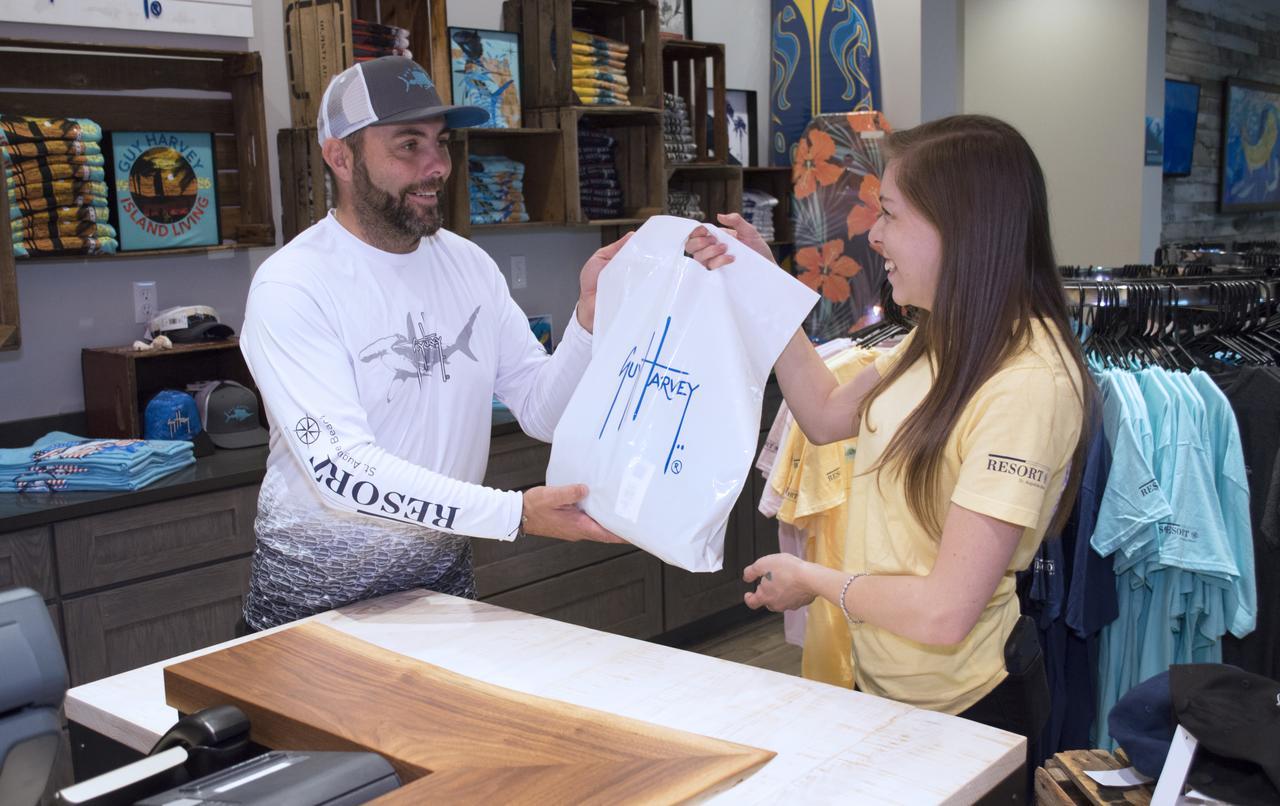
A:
[66,589,1024,803]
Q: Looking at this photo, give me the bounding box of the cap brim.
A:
[209,427,270,449]
[375,103,491,129]
[169,322,235,343]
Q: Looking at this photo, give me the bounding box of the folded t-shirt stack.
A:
[577,126,623,220]
[2,116,118,258]
[663,92,696,163]
[469,154,529,225]
[0,431,195,493]
[352,19,412,62]
[742,189,779,242]
[667,188,704,221]
[571,30,630,106]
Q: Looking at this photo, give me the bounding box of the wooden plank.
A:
[164,622,774,803]
[0,163,19,351]
[429,0,452,103]
[0,50,229,92]
[1054,750,1152,806]
[215,136,240,171]
[216,171,241,208]
[0,37,246,61]
[1,93,234,135]
[229,52,275,246]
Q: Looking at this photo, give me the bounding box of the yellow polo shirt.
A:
[847,319,1083,714]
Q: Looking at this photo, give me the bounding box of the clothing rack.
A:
[1059,269,1280,310]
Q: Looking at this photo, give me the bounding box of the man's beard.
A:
[351,160,444,246]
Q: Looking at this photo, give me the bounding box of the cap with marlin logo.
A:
[188,380,269,449]
[317,55,490,144]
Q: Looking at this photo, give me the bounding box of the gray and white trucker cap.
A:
[316,56,490,144]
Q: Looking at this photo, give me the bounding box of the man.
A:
[239,56,625,631]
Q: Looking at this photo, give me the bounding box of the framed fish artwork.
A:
[448,27,522,129]
[1220,77,1280,213]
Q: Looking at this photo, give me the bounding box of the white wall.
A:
[874,0,924,128]
[963,0,1153,266]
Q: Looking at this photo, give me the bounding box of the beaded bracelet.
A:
[839,573,869,625]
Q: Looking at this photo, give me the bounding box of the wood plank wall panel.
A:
[1163,0,1280,242]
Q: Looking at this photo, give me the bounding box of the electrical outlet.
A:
[133,281,157,324]
[510,255,528,289]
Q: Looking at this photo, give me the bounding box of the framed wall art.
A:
[111,131,219,251]
[1163,78,1200,176]
[1220,77,1280,213]
[449,27,522,129]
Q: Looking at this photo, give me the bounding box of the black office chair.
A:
[0,587,66,806]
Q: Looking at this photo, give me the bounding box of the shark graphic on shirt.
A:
[358,306,481,402]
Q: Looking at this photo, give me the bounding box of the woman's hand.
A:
[683,213,775,269]
[743,553,818,612]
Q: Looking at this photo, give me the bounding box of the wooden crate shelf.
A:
[662,39,727,165]
[277,128,329,244]
[445,127,567,237]
[529,106,663,226]
[502,0,662,111]
[284,0,450,129]
[743,166,795,249]
[667,164,742,223]
[81,339,261,439]
[0,38,277,352]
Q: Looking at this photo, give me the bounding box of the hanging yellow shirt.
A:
[847,319,1083,714]
[769,347,879,687]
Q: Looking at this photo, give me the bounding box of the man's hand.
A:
[575,231,634,333]
[521,484,627,543]
[684,212,775,270]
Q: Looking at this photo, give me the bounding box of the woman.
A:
[686,114,1093,742]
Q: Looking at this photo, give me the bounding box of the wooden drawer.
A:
[54,486,257,594]
[483,551,662,640]
[0,525,55,599]
[474,534,634,598]
[63,558,251,685]
[483,432,550,492]
[662,490,756,631]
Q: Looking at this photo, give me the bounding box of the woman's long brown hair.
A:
[860,114,1094,538]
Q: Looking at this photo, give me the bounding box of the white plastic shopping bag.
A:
[546,215,818,571]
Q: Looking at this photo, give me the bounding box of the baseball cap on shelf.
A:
[189,380,269,449]
[1108,664,1280,805]
[142,390,214,456]
[316,55,489,145]
[145,305,234,344]
[1171,664,1280,805]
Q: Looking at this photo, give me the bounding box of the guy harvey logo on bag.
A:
[986,453,1050,490]
[600,316,700,476]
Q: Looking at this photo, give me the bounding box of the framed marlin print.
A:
[448,27,522,129]
[111,131,220,251]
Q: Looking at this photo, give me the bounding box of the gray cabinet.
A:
[661,493,756,631]
[2,485,258,686]
[484,551,664,640]
[0,525,55,599]
[62,558,251,685]
[474,534,633,598]
[54,487,257,594]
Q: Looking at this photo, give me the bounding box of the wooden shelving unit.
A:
[445,127,567,237]
[743,166,795,252]
[0,38,277,352]
[662,39,727,165]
